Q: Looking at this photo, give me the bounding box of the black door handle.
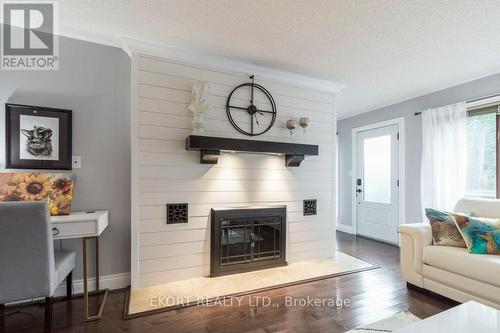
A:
[356,189,363,193]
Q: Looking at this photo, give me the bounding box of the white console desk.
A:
[51,211,109,321]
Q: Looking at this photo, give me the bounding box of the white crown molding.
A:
[55,27,345,94]
[51,27,346,94]
[58,26,123,49]
[119,36,345,94]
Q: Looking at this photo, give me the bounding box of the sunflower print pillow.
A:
[0,172,74,215]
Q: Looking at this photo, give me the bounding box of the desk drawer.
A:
[52,221,96,239]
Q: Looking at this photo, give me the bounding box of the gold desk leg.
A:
[95,236,99,291]
[82,236,109,322]
[83,237,88,320]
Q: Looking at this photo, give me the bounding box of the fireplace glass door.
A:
[220,216,281,265]
[211,207,287,276]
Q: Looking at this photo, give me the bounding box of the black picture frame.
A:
[5,103,72,170]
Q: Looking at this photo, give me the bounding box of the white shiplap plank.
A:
[138,215,333,234]
[139,217,210,233]
[287,220,335,233]
[139,111,333,141]
[138,71,333,115]
[137,97,334,124]
[287,229,335,243]
[139,265,210,286]
[289,248,334,262]
[138,201,330,219]
[139,152,333,171]
[138,228,334,249]
[139,164,333,181]
[288,239,335,254]
[138,124,333,146]
[139,190,332,206]
[139,179,332,193]
[140,253,210,274]
[138,56,334,104]
[139,241,210,260]
[139,228,209,246]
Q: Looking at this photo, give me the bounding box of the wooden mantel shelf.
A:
[185,135,319,167]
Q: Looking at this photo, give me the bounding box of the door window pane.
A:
[466,112,496,197]
[364,135,391,204]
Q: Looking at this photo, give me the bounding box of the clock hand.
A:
[228,105,247,111]
[254,114,261,127]
[250,75,255,106]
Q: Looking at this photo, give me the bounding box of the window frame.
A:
[466,98,500,198]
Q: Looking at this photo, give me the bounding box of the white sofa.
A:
[399,197,500,310]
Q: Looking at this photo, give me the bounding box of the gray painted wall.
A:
[0,36,131,279]
[338,73,500,229]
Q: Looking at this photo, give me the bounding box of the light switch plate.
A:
[72,156,81,169]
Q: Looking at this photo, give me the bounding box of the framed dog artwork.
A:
[5,104,72,170]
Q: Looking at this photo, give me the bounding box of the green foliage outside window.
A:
[466,112,496,197]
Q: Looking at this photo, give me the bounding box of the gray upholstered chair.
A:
[0,201,76,333]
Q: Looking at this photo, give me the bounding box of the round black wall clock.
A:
[226,75,277,136]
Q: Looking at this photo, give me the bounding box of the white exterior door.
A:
[355,124,399,244]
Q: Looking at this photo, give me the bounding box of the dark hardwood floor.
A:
[2,232,457,333]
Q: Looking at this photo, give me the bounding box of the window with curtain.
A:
[465,104,498,198]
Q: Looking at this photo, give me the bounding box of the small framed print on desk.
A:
[5,103,72,170]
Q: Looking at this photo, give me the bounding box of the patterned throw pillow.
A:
[454,216,500,255]
[425,208,467,247]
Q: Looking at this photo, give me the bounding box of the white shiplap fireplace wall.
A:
[128,41,343,288]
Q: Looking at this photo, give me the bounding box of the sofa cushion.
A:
[424,208,466,247]
[423,245,500,287]
[422,266,500,306]
[454,197,500,219]
[454,216,500,255]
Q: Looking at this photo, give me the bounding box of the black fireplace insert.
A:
[210,206,287,277]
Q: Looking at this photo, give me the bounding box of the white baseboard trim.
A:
[54,272,130,297]
[6,272,130,306]
[336,223,355,234]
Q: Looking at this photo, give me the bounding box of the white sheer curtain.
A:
[420,102,468,217]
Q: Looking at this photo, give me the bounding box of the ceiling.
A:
[59,0,500,119]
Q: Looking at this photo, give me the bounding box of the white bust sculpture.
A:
[188,80,210,134]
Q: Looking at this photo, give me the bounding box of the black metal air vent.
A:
[303,199,317,216]
[167,203,188,224]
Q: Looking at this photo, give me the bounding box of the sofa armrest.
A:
[399,223,433,247]
[398,223,432,287]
